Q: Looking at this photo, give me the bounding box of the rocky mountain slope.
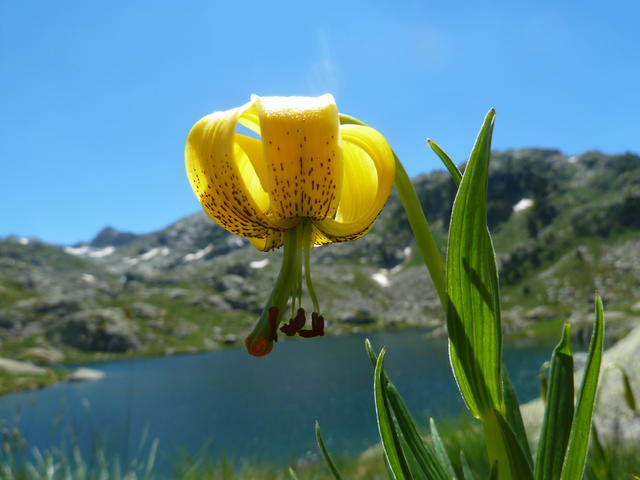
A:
[1,149,639,369]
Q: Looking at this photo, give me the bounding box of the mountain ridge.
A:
[1,148,638,372]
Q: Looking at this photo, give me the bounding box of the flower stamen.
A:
[298,311,324,338]
[280,307,306,336]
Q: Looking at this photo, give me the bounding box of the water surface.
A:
[0,330,550,469]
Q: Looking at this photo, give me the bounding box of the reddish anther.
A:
[298,311,325,338]
[312,312,325,336]
[298,329,316,338]
[280,308,306,336]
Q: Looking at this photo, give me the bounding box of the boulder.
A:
[205,295,232,311]
[19,347,64,364]
[337,309,377,325]
[48,308,140,353]
[0,357,49,376]
[14,295,85,317]
[128,302,163,319]
[68,367,105,382]
[169,321,198,339]
[525,306,558,321]
[522,323,640,448]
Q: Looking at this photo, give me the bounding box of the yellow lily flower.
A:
[185,94,395,356]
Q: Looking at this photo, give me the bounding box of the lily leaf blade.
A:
[503,368,534,469]
[560,295,605,480]
[429,418,457,479]
[460,450,476,480]
[445,109,502,417]
[493,410,535,480]
[534,323,574,480]
[374,349,410,480]
[386,384,454,480]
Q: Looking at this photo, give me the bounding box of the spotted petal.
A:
[255,95,343,221]
[185,102,279,238]
[315,124,395,242]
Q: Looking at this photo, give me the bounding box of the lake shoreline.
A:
[0,321,565,397]
[0,329,554,472]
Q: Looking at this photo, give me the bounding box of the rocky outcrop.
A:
[68,367,105,382]
[89,226,137,248]
[47,308,141,353]
[522,323,640,448]
[0,358,49,376]
[19,347,64,364]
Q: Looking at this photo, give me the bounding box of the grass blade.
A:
[429,418,457,479]
[288,466,301,480]
[315,422,345,480]
[560,295,605,480]
[460,450,475,480]
[535,323,574,480]
[445,109,502,418]
[374,349,411,480]
[607,363,637,413]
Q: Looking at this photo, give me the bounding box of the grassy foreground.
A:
[1,416,638,479]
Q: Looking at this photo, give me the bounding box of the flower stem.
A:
[482,409,513,480]
[339,113,447,309]
[302,220,321,314]
[392,157,447,308]
[245,228,299,356]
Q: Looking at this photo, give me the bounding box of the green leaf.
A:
[315,422,345,480]
[587,425,613,480]
[535,323,574,480]
[445,109,502,418]
[364,338,378,367]
[386,385,454,480]
[502,368,533,469]
[374,349,411,480]
[539,361,550,403]
[366,340,452,479]
[488,461,498,480]
[428,139,462,186]
[393,157,447,307]
[559,295,605,480]
[429,418,457,479]
[460,450,475,480]
[492,410,534,480]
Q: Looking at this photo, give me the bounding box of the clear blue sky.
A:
[1,1,638,245]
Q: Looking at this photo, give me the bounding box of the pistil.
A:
[244,220,325,357]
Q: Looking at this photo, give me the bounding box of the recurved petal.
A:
[249,230,286,251]
[255,94,343,221]
[237,99,261,134]
[315,124,395,242]
[185,102,277,238]
[234,133,272,197]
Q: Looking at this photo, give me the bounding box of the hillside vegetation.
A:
[1,149,639,377]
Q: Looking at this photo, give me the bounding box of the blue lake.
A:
[0,330,551,470]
